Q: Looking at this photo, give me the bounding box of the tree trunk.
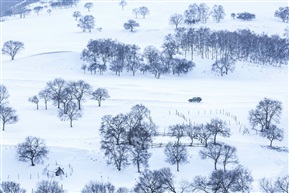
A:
[70,119,73,127]
[2,122,5,131]
[31,158,35,166]
[270,140,273,147]
[177,162,179,172]
[78,100,81,110]
[45,101,47,110]
[137,160,140,173]
[98,100,101,107]
[36,103,39,110]
[214,160,217,170]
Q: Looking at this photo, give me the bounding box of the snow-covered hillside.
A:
[1,0,288,192]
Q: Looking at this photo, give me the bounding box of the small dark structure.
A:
[188,97,202,103]
[55,167,64,176]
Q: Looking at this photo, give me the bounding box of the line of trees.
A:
[81,38,195,78]
[11,168,289,193]
[29,78,109,127]
[173,27,288,67]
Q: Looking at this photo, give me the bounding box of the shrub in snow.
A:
[16,136,48,166]
[236,12,256,21]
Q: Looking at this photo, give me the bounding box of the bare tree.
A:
[33,6,43,15]
[73,11,81,20]
[221,144,238,171]
[132,8,139,18]
[82,181,115,193]
[0,84,9,105]
[169,13,183,29]
[134,168,176,193]
[212,56,236,76]
[261,124,284,147]
[123,20,139,32]
[28,95,39,110]
[46,78,66,108]
[58,102,82,127]
[38,88,52,110]
[0,105,18,131]
[16,136,48,166]
[206,118,231,144]
[1,181,26,193]
[164,141,188,172]
[91,88,110,107]
[259,178,276,193]
[84,2,93,12]
[35,180,64,193]
[169,124,187,144]
[275,175,289,193]
[138,6,149,18]
[199,142,223,170]
[211,5,226,23]
[249,98,282,132]
[68,80,91,110]
[130,145,151,173]
[119,0,127,10]
[78,15,95,32]
[2,40,24,60]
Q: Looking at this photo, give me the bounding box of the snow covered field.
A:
[0,0,288,192]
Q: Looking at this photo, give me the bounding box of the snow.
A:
[0,0,288,192]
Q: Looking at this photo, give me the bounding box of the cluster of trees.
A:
[164,118,232,172]
[100,104,157,172]
[72,10,95,32]
[275,6,289,23]
[29,78,109,127]
[81,38,195,78]
[0,180,64,193]
[0,85,18,131]
[172,27,288,68]
[132,6,150,19]
[3,173,289,192]
[182,3,226,25]
[249,98,284,146]
[259,175,289,193]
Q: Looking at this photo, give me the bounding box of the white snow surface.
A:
[0,0,288,192]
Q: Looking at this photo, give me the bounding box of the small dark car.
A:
[188,97,202,103]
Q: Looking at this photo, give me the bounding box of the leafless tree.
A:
[91,88,110,107]
[0,84,9,105]
[28,95,39,109]
[169,13,183,29]
[16,136,48,166]
[206,118,231,144]
[221,144,238,171]
[164,141,188,172]
[82,181,115,193]
[261,124,284,147]
[38,88,52,110]
[2,40,24,60]
[199,142,223,170]
[84,2,93,12]
[58,101,82,127]
[0,105,18,131]
[249,98,282,132]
